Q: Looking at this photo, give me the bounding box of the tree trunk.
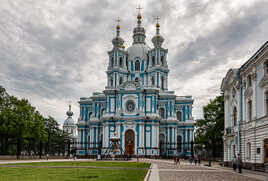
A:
[16,138,21,160]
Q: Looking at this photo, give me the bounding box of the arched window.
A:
[161,76,165,90]
[152,56,155,66]
[119,77,123,85]
[88,112,92,121]
[151,76,155,86]
[159,108,165,119]
[177,135,182,153]
[135,60,140,71]
[233,107,237,126]
[265,60,268,75]
[119,57,123,68]
[101,108,105,117]
[161,56,164,66]
[135,77,139,82]
[111,57,114,67]
[177,111,182,121]
[265,91,268,115]
[248,100,252,122]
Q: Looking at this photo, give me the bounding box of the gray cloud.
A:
[0,0,267,123]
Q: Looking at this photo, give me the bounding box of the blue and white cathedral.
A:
[76,12,195,157]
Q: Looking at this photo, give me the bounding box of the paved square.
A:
[159,171,261,181]
[145,159,267,181]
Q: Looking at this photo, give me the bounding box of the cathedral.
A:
[76,12,195,157]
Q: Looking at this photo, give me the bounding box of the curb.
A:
[144,164,152,181]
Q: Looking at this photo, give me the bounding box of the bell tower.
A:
[148,17,169,90]
[106,17,128,89]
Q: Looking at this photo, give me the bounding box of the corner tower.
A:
[107,17,128,89]
[148,17,169,90]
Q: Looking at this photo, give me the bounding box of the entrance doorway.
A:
[159,134,166,156]
[125,130,135,155]
[264,139,268,163]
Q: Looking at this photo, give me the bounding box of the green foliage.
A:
[0,85,70,156]
[194,93,224,157]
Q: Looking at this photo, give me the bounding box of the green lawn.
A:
[4,161,150,168]
[0,161,150,181]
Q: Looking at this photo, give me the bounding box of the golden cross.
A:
[115,17,120,25]
[156,16,160,23]
[136,4,143,13]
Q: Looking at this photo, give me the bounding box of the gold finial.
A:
[156,16,160,27]
[116,17,120,29]
[122,45,125,49]
[136,4,143,19]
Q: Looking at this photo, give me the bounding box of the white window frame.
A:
[246,142,251,160]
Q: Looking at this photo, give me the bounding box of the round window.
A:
[126,100,135,113]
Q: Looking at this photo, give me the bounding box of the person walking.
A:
[237,153,242,173]
[173,155,177,167]
[198,155,201,165]
[194,155,198,166]
[177,156,180,165]
[189,155,193,165]
[232,155,237,172]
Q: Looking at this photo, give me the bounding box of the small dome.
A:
[127,43,150,61]
[152,34,164,47]
[64,117,74,126]
[116,24,120,29]
[66,110,73,117]
[112,36,124,48]
[156,23,160,28]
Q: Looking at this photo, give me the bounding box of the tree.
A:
[0,85,71,158]
[194,93,224,158]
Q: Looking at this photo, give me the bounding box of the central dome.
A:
[127,43,150,61]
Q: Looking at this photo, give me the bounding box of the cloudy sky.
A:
[1,0,268,125]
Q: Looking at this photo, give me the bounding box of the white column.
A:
[141,124,144,147]
[139,124,143,147]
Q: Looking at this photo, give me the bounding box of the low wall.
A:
[0,155,69,160]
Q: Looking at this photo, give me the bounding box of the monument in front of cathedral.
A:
[76,12,195,157]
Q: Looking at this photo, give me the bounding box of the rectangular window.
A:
[248,100,252,121]
[266,92,268,115]
[265,61,268,75]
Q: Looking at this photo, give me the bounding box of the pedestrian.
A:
[194,155,198,166]
[177,156,180,165]
[173,155,177,167]
[46,153,49,161]
[232,155,237,172]
[189,155,193,165]
[237,153,242,173]
[198,155,201,165]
